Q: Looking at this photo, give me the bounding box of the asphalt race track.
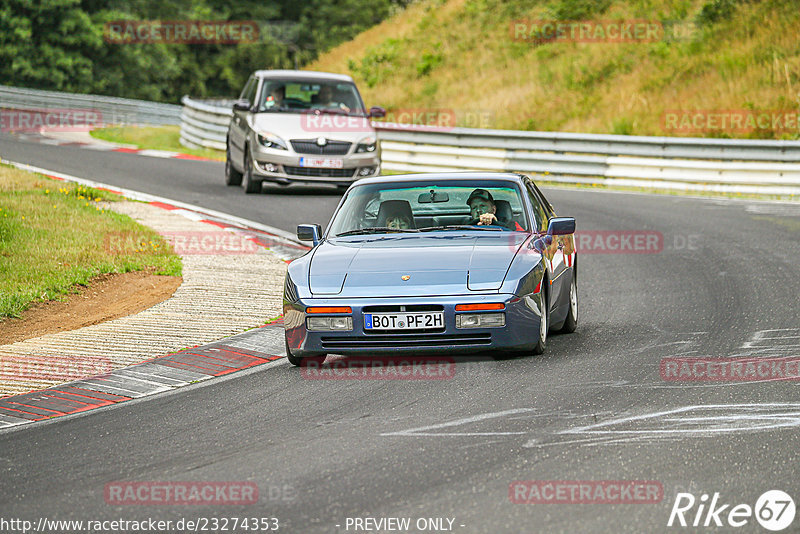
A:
[1,133,800,533]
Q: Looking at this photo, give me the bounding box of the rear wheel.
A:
[559,276,578,334]
[224,140,243,186]
[532,288,548,355]
[242,147,261,194]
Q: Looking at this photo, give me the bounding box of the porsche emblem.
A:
[401,275,411,281]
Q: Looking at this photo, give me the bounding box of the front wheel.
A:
[285,339,326,367]
[225,141,243,186]
[242,147,261,194]
[532,289,548,355]
[559,276,578,334]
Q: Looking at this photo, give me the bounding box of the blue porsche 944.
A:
[283,172,577,366]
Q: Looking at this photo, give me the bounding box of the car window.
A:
[530,181,555,216]
[245,78,259,105]
[525,182,549,232]
[239,77,255,104]
[328,180,530,236]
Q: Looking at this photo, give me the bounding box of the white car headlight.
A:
[455,313,505,328]
[257,132,288,150]
[307,316,353,331]
[355,135,377,153]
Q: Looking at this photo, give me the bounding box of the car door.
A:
[229,76,257,167]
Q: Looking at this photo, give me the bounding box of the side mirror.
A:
[369,106,386,119]
[233,99,251,111]
[547,217,575,236]
[297,224,322,246]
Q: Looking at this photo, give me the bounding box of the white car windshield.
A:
[257,80,366,116]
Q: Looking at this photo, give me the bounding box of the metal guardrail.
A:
[0,85,181,126]
[180,96,233,151]
[180,96,800,194]
[375,127,800,161]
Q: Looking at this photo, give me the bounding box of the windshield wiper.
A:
[419,225,502,232]
[336,227,420,237]
[310,109,368,117]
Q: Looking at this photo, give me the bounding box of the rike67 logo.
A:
[668,490,796,531]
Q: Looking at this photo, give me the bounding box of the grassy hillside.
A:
[307,0,800,138]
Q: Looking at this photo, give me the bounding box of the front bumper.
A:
[284,294,544,357]
[250,143,380,185]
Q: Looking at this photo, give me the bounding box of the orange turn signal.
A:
[455,303,505,311]
[306,306,352,314]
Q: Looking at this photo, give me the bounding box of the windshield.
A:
[257,79,367,115]
[327,180,530,237]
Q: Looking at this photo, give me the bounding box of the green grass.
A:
[309,0,800,139]
[90,125,225,161]
[0,164,182,319]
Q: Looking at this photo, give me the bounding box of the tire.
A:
[242,146,261,194]
[286,341,303,366]
[224,140,243,186]
[532,286,548,355]
[559,275,578,334]
[285,339,326,367]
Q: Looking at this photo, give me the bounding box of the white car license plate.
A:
[299,157,344,169]
[364,312,444,330]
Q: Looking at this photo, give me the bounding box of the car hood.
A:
[250,113,375,144]
[308,233,527,297]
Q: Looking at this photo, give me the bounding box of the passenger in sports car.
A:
[386,213,412,230]
[466,188,523,230]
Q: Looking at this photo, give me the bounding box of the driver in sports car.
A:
[467,188,523,230]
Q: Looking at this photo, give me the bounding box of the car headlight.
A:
[355,136,377,153]
[307,316,353,331]
[257,132,287,150]
[456,313,505,329]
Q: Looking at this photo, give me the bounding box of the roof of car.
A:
[351,172,527,187]
[253,70,354,82]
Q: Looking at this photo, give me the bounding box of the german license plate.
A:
[299,157,344,169]
[364,312,444,330]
